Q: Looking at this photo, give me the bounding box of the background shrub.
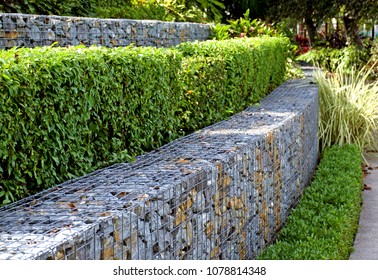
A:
[298,46,371,74]
[258,144,362,260]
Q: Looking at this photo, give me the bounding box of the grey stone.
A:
[44,29,55,41]
[27,25,41,41]
[16,17,26,27]
[150,201,171,217]
[192,192,206,213]
[77,24,89,41]
[148,212,162,231]
[89,27,101,40]
[3,18,16,30]
[157,230,173,251]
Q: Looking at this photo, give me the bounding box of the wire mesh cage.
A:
[0,79,318,260]
[0,13,211,49]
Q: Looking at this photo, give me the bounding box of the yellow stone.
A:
[175,207,187,226]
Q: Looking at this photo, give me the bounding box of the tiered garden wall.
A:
[0,79,318,260]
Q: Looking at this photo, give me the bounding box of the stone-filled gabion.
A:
[0,13,212,49]
[0,79,318,260]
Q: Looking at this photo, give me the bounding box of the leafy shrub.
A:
[0,45,183,204]
[0,37,289,205]
[211,9,293,40]
[95,1,167,21]
[367,37,378,79]
[178,55,228,132]
[177,37,290,132]
[298,46,370,73]
[0,0,96,17]
[95,0,224,23]
[315,66,378,152]
[258,144,362,260]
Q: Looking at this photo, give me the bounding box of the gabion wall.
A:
[0,79,318,260]
[0,13,211,49]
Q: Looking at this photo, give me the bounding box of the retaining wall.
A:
[0,79,318,260]
[0,13,211,49]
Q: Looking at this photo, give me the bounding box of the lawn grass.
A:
[258,144,363,260]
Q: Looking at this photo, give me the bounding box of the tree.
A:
[267,0,337,47]
[266,0,378,48]
[222,0,269,21]
[336,0,378,47]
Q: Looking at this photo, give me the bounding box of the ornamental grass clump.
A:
[316,64,378,153]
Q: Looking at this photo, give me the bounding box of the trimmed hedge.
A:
[0,37,290,205]
[177,37,290,132]
[258,144,363,260]
[0,46,183,203]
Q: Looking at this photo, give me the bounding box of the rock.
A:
[16,18,26,28]
[46,29,55,41]
[5,40,17,49]
[77,24,89,41]
[150,201,171,217]
[117,28,126,38]
[27,25,41,41]
[89,28,101,40]
[157,230,173,251]
[163,215,175,231]
[192,191,206,212]
[3,18,16,30]
[148,212,162,231]
[67,25,77,39]
[175,207,186,227]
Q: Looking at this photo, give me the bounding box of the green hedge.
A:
[0,46,183,203]
[0,37,289,205]
[177,37,290,132]
[258,144,363,260]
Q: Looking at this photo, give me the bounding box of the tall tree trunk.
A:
[305,17,316,47]
[372,21,375,40]
[343,16,364,48]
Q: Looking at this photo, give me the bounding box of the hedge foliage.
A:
[258,144,363,260]
[176,37,289,132]
[0,36,290,205]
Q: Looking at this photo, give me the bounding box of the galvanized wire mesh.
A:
[0,79,318,260]
[0,13,211,49]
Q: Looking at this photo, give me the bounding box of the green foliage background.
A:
[0,0,225,23]
[0,37,289,205]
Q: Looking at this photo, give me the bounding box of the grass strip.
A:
[258,144,363,260]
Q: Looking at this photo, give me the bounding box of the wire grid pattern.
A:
[0,79,318,260]
[0,13,211,49]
